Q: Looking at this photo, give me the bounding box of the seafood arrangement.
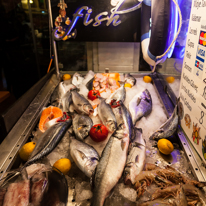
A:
[1,71,205,206]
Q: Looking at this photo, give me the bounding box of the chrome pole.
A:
[47,0,60,79]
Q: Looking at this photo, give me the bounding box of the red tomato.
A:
[89,124,108,142]
[88,90,100,101]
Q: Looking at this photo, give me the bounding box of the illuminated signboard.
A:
[51,0,142,42]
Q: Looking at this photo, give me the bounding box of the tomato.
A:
[88,90,100,101]
[89,124,108,142]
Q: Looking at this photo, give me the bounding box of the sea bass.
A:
[24,120,72,168]
[97,98,117,132]
[124,73,136,87]
[124,128,146,185]
[70,137,99,177]
[129,89,152,125]
[112,100,133,140]
[149,104,178,141]
[91,105,131,206]
[71,90,94,115]
[106,81,126,104]
[73,114,93,141]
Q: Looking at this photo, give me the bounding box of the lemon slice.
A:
[157,139,174,155]
[53,158,71,175]
[19,142,36,162]
[143,76,152,83]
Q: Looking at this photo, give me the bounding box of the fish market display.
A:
[124,128,146,185]
[69,137,99,178]
[124,73,136,87]
[149,102,179,141]
[97,97,117,132]
[72,114,93,141]
[129,89,152,125]
[3,71,206,206]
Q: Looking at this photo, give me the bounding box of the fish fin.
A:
[86,77,94,91]
[132,142,145,148]
[136,97,141,106]
[90,167,96,190]
[121,140,127,150]
[134,128,142,133]
[156,129,164,133]
[135,155,139,163]
[118,81,125,86]
[77,150,87,160]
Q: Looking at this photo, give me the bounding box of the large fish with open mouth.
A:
[97,98,117,132]
[72,114,93,141]
[106,81,126,104]
[149,103,178,141]
[70,137,99,177]
[124,73,136,87]
[129,89,152,125]
[71,90,94,115]
[91,101,131,206]
[124,128,146,185]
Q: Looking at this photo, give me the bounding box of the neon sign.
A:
[53,0,142,41]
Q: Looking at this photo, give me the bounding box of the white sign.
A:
[180,0,206,163]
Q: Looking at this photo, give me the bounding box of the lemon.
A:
[53,158,71,175]
[166,76,175,83]
[157,139,174,155]
[143,76,152,83]
[62,74,71,81]
[19,142,36,162]
[124,83,132,88]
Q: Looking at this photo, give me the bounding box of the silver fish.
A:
[97,98,117,132]
[124,73,136,86]
[70,137,99,177]
[124,128,146,185]
[24,120,72,168]
[106,81,126,104]
[129,89,152,125]
[72,72,84,88]
[71,90,94,115]
[91,125,130,206]
[50,82,75,107]
[113,100,133,140]
[149,104,178,141]
[73,114,93,141]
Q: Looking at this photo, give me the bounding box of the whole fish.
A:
[50,82,75,107]
[106,81,126,104]
[149,104,178,141]
[91,102,131,206]
[129,89,152,125]
[70,137,99,177]
[71,90,94,115]
[124,128,146,185]
[112,100,133,140]
[73,114,93,141]
[124,73,136,86]
[97,98,117,132]
[72,72,84,88]
[24,119,72,168]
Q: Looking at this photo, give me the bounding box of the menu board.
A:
[179,0,206,163]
